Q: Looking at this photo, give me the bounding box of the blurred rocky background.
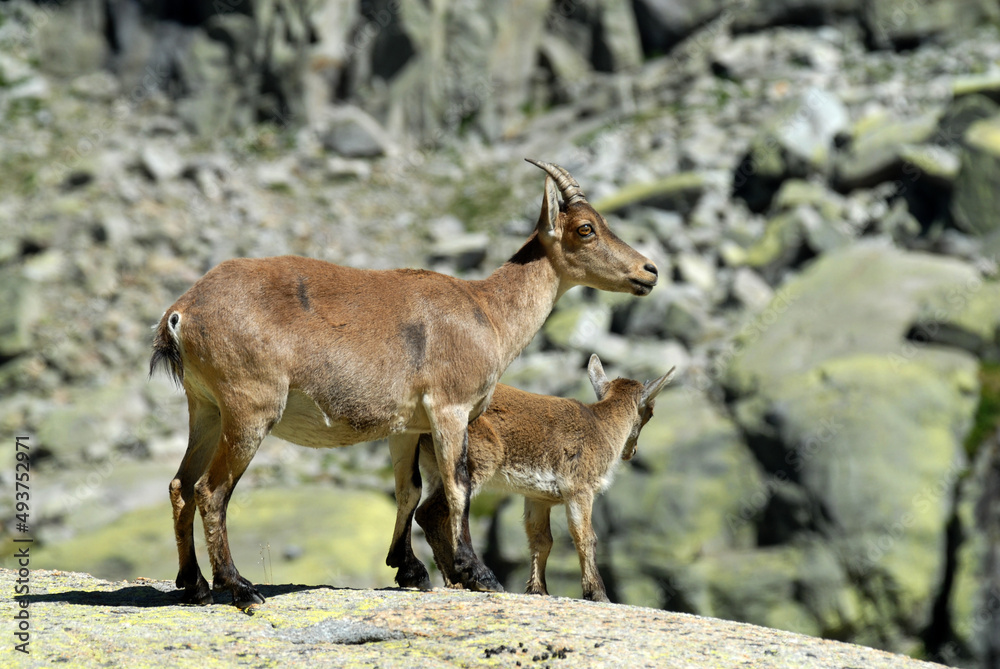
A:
[2,0,1000,665]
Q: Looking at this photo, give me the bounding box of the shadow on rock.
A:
[22,582,338,607]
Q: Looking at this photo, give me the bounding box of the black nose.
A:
[644,263,658,276]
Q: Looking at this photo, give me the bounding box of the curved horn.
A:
[525,158,588,206]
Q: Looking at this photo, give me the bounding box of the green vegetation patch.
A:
[964,361,1000,459]
[446,175,514,232]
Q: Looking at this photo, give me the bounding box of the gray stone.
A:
[662,290,712,346]
[682,542,853,638]
[730,267,774,312]
[70,71,121,101]
[718,240,748,268]
[325,156,372,181]
[485,0,550,132]
[544,303,613,350]
[37,382,150,463]
[863,0,999,50]
[302,0,358,126]
[586,335,690,382]
[676,253,717,294]
[620,281,674,338]
[543,0,641,75]
[277,618,404,645]
[175,26,251,137]
[499,351,587,396]
[428,232,490,272]
[140,144,185,182]
[725,240,984,395]
[6,76,50,103]
[953,74,1000,106]
[937,94,1000,147]
[631,0,728,56]
[773,88,849,170]
[897,144,960,185]
[0,267,41,359]
[427,215,466,242]
[950,434,1000,661]
[22,249,67,282]
[731,0,860,33]
[539,37,591,90]
[772,179,846,221]
[35,3,107,78]
[594,172,707,216]
[911,272,1000,359]
[833,111,939,192]
[0,53,33,85]
[743,209,808,281]
[255,159,297,190]
[877,198,921,244]
[797,203,853,254]
[733,89,849,212]
[953,116,1000,237]
[319,107,391,158]
[593,0,643,71]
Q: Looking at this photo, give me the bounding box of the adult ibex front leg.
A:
[151,160,658,606]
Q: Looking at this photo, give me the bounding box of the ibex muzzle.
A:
[150,159,657,608]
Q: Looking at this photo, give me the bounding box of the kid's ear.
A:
[641,366,675,406]
[537,175,561,240]
[588,354,610,400]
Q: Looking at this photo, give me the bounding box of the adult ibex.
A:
[416,355,673,602]
[150,159,658,608]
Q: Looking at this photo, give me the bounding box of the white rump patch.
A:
[167,311,182,341]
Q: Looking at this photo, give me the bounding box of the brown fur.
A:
[149,161,659,608]
[416,355,673,602]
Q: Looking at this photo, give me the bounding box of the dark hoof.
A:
[177,571,213,605]
[232,589,266,610]
[585,592,611,604]
[218,577,265,609]
[407,575,433,591]
[179,584,213,606]
[181,581,212,606]
[463,567,503,593]
[395,562,432,591]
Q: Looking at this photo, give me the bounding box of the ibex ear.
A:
[588,354,611,400]
[537,175,561,240]
[641,366,675,407]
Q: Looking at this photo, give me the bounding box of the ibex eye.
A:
[577,224,594,237]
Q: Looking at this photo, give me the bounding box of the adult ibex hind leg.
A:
[194,399,283,609]
[169,396,221,604]
[414,436,463,587]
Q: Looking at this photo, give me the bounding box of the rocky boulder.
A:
[952,115,1000,238]
[733,88,849,213]
[631,0,728,57]
[863,0,999,50]
[1,568,946,668]
[723,241,990,647]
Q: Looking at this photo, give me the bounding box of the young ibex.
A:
[149,159,659,608]
[415,355,674,602]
